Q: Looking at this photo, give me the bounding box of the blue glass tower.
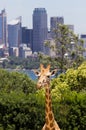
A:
[8,17,22,48]
[33,8,48,52]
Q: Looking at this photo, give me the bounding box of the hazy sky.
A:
[0,0,86,34]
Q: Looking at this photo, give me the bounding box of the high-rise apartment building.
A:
[33,8,48,52]
[0,9,7,47]
[8,17,22,48]
[50,16,64,38]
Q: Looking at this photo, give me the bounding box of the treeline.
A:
[0,62,86,129]
[1,57,40,69]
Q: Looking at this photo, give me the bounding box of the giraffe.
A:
[34,64,60,130]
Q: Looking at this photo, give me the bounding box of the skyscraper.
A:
[0,9,7,47]
[50,16,64,38]
[33,8,48,52]
[22,27,33,50]
[8,17,22,48]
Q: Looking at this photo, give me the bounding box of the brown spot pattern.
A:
[46,94,48,99]
[46,118,49,125]
[50,122,53,127]
[51,128,55,130]
[49,113,53,120]
[49,100,51,104]
[45,106,48,113]
[45,126,49,130]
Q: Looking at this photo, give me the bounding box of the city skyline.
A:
[0,0,86,35]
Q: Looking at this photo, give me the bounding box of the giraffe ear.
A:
[47,64,50,70]
[32,69,40,76]
[51,69,57,76]
[40,64,44,69]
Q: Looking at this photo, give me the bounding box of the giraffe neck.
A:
[45,82,55,129]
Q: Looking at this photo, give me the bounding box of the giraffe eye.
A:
[38,76,40,79]
[47,75,50,78]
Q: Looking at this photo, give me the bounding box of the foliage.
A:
[44,24,84,71]
[38,53,60,70]
[0,69,36,94]
[0,56,40,69]
[0,62,86,129]
[0,69,43,130]
[0,92,44,130]
[51,62,86,129]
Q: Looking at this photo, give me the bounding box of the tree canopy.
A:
[0,62,86,129]
[44,24,85,72]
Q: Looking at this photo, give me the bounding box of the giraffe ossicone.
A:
[34,64,60,130]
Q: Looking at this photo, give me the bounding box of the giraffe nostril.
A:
[39,81,42,84]
[43,80,45,82]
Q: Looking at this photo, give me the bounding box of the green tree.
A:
[0,69,36,94]
[45,24,84,72]
[51,62,86,129]
[1,56,40,69]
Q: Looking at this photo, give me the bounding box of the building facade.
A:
[81,34,86,58]
[19,44,32,58]
[50,16,64,38]
[33,8,48,52]
[0,9,7,47]
[8,17,22,48]
[22,27,33,50]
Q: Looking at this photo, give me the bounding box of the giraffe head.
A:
[34,64,57,89]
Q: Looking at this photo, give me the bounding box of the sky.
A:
[0,0,86,35]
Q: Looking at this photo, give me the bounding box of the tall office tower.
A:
[0,9,7,47]
[33,8,48,52]
[50,16,64,38]
[22,27,33,50]
[8,17,22,48]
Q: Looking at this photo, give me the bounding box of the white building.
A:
[19,44,32,58]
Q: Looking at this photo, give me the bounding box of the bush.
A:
[51,62,86,129]
[0,69,36,94]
